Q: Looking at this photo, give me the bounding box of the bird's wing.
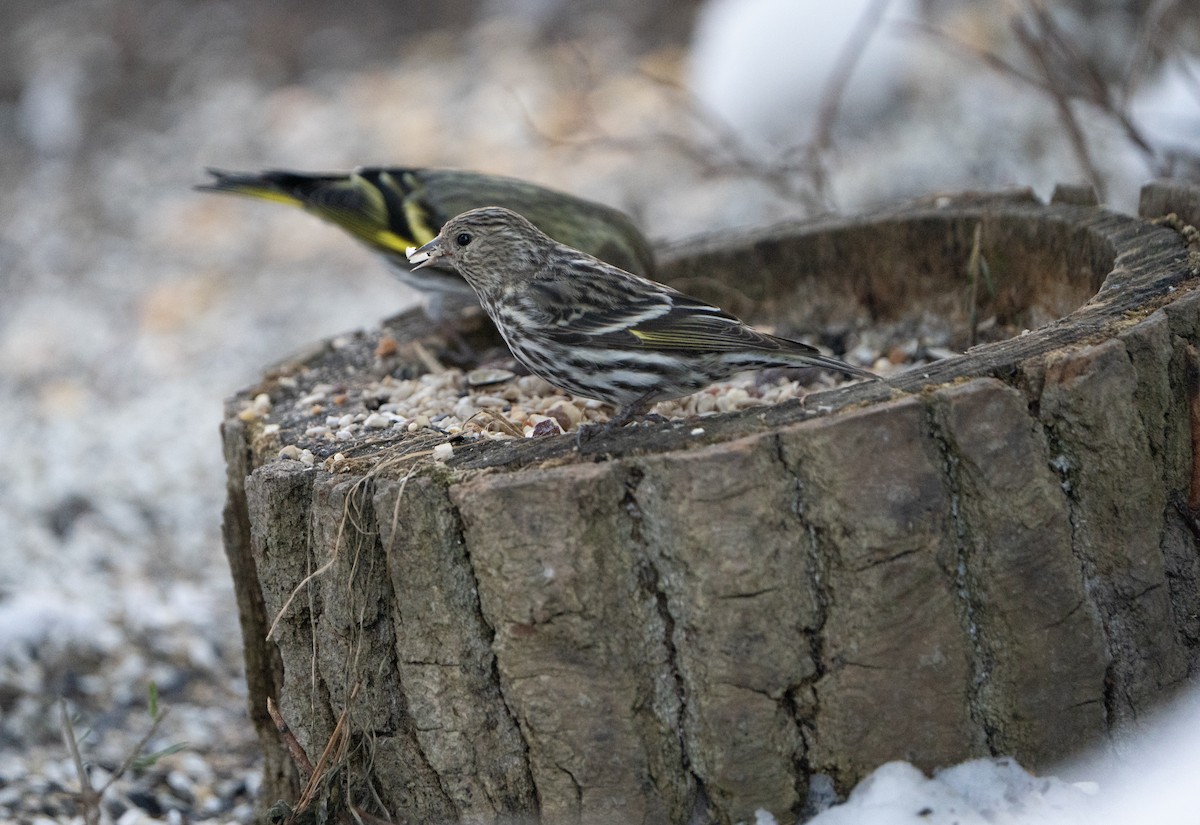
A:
[613,296,805,353]
[618,302,879,378]
[522,266,676,338]
[525,273,805,354]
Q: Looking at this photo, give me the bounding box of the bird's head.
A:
[407,206,551,292]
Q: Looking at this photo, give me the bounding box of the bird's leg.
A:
[607,394,657,429]
[574,399,641,448]
[586,396,656,437]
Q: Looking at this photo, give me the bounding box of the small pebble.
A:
[363,412,390,429]
[236,392,272,422]
[375,335,399,358]
[548,401,582,427]
[466,367,516,387]
[167,770,195,803]
[432,442,454,462]
[527,416,564,438]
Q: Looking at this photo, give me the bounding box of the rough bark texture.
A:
[222,185,1200,825]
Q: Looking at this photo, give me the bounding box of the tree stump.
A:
[221,184,1200,825]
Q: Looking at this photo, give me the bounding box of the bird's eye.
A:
[455,232,472,247]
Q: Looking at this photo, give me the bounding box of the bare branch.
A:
[901,20,1047,90]
[807,0,895,205]
[60,698,170,825]
[60,700,100,825]
[1010,7,1106,198]
[1119,0,1185,104]
[268,696,315,782]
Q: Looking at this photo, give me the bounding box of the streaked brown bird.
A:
[409,207,877,425]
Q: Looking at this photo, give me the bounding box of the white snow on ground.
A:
[804,759,1093,825]
[785,686,1200,825]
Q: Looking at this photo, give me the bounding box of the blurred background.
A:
[0,0,1196,821]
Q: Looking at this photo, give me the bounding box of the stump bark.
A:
[221,184,1200,825]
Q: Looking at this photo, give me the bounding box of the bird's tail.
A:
[721,347,878,382]
[723,328,878,381]
[195,168,417,255]
[195,168,343,207]
[794,351,878,380]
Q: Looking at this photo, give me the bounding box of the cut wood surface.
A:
[221,185,1200,825]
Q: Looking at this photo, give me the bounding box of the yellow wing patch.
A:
[229,188,305,208]
[382,169,438,245]
[629,328,711,349]
[371,228,419,252]
[401,199,438,245]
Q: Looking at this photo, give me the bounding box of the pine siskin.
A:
[408,207,877,425]
[198,166,655,318]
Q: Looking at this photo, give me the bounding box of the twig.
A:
[911,0,1182,186]
[1016,1,1160,177]
[807,0,894,206]
[408,339,445,375]
[1010,8,1106,199]
[1117,0,1182,105]
[467,408,525,438]
[296,681,360,813]
[268,457,382,641]
[268,696,315,782]
[512,59,828,212]
[99,707,170,794]
[267,551,336,641]
[966,223,985,347]
[60,700,100,825]
[271,688,398,825]
[60,699,170,825]
[900,20,1045,90]
[352,806,397,825]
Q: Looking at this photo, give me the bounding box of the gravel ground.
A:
[0,2,1194,823]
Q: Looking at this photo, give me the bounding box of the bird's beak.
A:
[406,237,445,271]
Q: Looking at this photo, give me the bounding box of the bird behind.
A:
[409,207,876,425]
[198,167,655,318]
